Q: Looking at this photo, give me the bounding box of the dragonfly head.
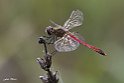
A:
[45,26,55,35]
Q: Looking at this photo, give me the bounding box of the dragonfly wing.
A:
[71,32,85,41]
[63,10,83,31]
[54,34,80,52]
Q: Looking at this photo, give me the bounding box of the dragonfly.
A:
[40,10,107,56]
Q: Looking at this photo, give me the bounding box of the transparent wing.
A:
[63,10,83,31]
[71,32,85,41]
[54,34,80,52]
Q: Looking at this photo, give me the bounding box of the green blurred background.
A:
[0,0,124,83]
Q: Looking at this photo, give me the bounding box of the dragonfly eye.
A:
[47,30,52,35]
[46,27,54,35]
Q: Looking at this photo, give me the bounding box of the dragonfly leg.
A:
[39,35,57,44]
[50,50,58,56]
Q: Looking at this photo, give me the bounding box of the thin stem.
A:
[43,42,48,55]
[37,36,59,83]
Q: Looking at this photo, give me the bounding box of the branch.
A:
[37,37,59,83]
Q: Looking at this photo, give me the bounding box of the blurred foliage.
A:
[0,0,124,83]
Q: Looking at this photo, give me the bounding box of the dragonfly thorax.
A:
[46,27,66,37]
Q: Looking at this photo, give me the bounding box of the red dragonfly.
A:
[44,10,107,56]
